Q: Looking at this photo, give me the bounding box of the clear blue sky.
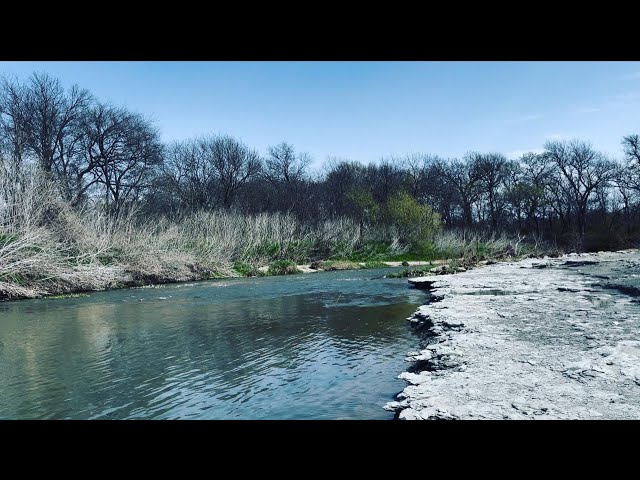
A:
[1,61,639,168]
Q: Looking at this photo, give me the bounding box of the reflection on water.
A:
[0,269,424,419]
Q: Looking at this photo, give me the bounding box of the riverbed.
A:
[0,267,424,419]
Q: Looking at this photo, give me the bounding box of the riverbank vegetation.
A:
[2,72,639,299]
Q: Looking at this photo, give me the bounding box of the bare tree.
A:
[163,139,217,212]
[544,140,616,239]
[402,153,440,199]
[622,134,640,192]
[263,142,311,212]
[1,73,94,205]
[416,157,456,226]
[476,153,509,231]
[83,103,163,219]
[364,158,406,206]
[505,153,552,236]
[0,77,31,217]
[610,164,638,235]
[200,135,262,207]
[264,142,310,185]
[442,154,483,227]
[622,134,640,165]
[23,73,92,174]
[0,77,30,168]
[322,158,366,217]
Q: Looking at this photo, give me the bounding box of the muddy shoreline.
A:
[386,249,640,419]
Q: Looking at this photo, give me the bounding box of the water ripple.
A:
[0,267,421,419]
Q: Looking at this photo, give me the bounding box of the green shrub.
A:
[327,240,357,261]
[0,272,29,284]
[267,260,301,275]
[0,233,19,245]
[333,241,396,262]
[362,260,387,269]
[97,254,116,266]
[347,188,380,224]
[233,262,262,276]
[384,192,441,244]
[254,241,281,258]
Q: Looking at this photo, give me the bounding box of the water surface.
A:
[0,268,424,419]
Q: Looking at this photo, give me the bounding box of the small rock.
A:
[433,409,458,420]
[383,400,408,412]
[558,286,581,292]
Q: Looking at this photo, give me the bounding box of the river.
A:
[0,268,425,419]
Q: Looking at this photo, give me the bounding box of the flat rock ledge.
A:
[385,250,640,419]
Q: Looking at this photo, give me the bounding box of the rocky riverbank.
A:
[385,250,640,419]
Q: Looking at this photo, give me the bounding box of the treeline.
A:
[2,72,640,252]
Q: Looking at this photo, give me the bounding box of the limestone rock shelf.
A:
[387,250,640,420]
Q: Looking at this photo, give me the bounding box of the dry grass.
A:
[432,229,544,264]
[0,166,365,299]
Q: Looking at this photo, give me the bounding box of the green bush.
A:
[0,233,19,245]
[97,254,116,266]
[408,240,440,260]
[267,260,301,276]
[333,241,395,262]
[254,242,281,258]
[384,192,441,244]
[0,272,30,284]
[233,262,262,277]
[326,239,357,261]
[362,260,387,269]
[347,188,380,224]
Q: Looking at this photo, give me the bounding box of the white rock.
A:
[387,250,640,420]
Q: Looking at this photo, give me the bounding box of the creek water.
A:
[0,268,425,419]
